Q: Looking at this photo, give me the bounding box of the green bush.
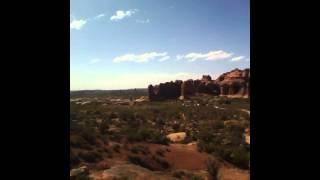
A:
[153,156,170,169]
[229,146,250,169]
[128,155,154,170]
[206,158,220,180]
[80,129,97,145]
[151,133,169,145]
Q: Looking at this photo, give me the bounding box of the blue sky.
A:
[71,0,250,90]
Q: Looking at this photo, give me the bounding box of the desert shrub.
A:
[70,172,90,180]
[172,170,186,178]
[150,132,169,145]
[104,147,112,154]
[153,156,170,169]
[211,120,224,129]
[198,122,249,170]
[128,155,154,170]
[190,175,204,180]
[70,135,89,148]
[206,158,220,180]
[99,121,109,135]
[70,150,80,168]
[101,134,109,145]
[112,144,121,153]
[80,129,97,145]
[125,127,168,145]
[172,123,180,131]
[229,146,250,169]
[125,127,150,142]
[78,150,102,163]
[130,145,150,155]
[109,112,118,119]
[155,149,165,157]
[130,147,139,154]
[172,170,203,180]
[119,110,134,121]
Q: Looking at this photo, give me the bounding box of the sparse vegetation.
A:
[78,150,102,163]
[70,91,249,172]
[130,145,150,155]
[172,170,204,180]
[206,158,220,180]
[112,144,121,153]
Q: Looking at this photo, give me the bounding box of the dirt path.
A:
[88,142,249,180]
[164,143,208,170]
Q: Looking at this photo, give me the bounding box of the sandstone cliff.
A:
[148,68,250,101]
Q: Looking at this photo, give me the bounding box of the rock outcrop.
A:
[166,132,187,142]
[148,68,250,101]
[148,81,182,101]
[216,68,250,97]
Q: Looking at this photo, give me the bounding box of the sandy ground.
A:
[87,142,250,180]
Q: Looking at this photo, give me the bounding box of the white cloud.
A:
[113,52,168,63]
[95,13,105,19]
[90,58,101,64]
[136,19,150,23]
[158,56,170,62]
[183,50,233,62]
[71,72,211,90]
[176,55,184,60]
[70,19,87,30]
[230,56,245,62]
[245,58,250,62]
[110,9,137,21]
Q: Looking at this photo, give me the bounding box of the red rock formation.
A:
[148,68,250,101]
[148,81,182,101]
[216,68,250,97]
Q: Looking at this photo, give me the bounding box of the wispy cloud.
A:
[136,19,150,24]
[182,50,233,62]
[158,56,170,62]
[230,56,245,62]
[70,19,87,30]
[90,58,101,64]
[110,9,137,21]
[95,13,105,19]
[113,52,168,63]
[176,55,184,60]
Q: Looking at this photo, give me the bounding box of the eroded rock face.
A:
[148,69,250,101]
[148,81,182,101]
[216,68,250,97]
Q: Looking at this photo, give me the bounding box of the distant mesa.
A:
[148,68,250,101]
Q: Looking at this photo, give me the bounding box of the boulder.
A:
[166,132,187,142]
